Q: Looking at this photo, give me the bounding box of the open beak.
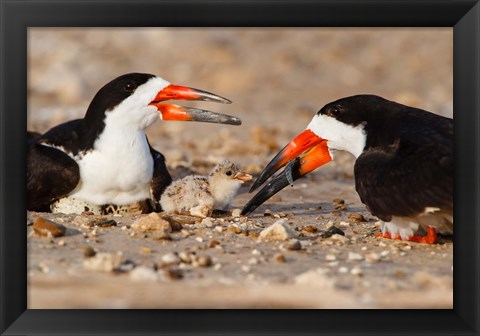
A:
[241,130,332,215]
[149,84,241,125]
[234,172,253,183]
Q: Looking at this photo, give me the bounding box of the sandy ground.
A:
[27,28,453,308]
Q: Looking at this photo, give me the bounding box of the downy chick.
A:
[160,160,252,217]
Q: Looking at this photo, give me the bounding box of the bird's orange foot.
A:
[407,227,437,244]
[374,232,402,240]
[375,227,437,244]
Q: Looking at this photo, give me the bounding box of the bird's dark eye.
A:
[330,106,341,116]
[123,81,136,93]
[226,171,232,176]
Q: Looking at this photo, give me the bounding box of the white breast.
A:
[70,125,154,205]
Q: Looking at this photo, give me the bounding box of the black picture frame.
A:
[1,0,479,335]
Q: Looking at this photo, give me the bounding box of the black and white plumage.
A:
[242,95,453,243]
[27,73,241,214]
[160,160,252,217]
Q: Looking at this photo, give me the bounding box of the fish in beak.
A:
[241,130,332,215]
[149,84,241,125]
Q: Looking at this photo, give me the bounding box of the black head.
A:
[85,73,156,121]
[316,94,393,127]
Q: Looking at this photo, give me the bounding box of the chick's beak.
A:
[234,172,253,183]
[241,130,332,216]
[149,84,241,125]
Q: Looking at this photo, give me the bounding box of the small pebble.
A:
[350,267,363,276]
[132,213,173,233]
[161,268,184,280]
[93,219,117,228]
[365,252,381,263]
[348,252,364,261]
[325,254,336,261]
[332,198,345,205]
[116,259,136,273]
[195,237,204,243]
[231,209,242,218]
[274,254,286,263]
[83,252,124,272]
[208,240,220,248]
[181,229,191,237]
[348,213,366,222]
[252,249,262,256]
[140,246,152,254]
[263,209,273,216]
[152,229,172,241]
[196,255,212,267]
[287,239,302,251]
[178,251,193,264]
[229,227,242,234]
[161,252,180,265]
[80,246,96,258]
[33,217,66,237]
[320,226,345,238]
[201,218,214,228]
[294,268,333,288]
[215,226,224,233]
[57,240,66,246]
[338,266,349,273]
[324,221,335,229]
[248,257,259,265]
[302,225,317,233]
[129,266,158,282]
[88,229,98,238]
[259,218,297,241]
[241,265,251,273]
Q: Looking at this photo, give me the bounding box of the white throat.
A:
[105,76,170,130]
[307,114,367,158]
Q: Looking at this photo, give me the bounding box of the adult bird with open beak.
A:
[242,95,453,244]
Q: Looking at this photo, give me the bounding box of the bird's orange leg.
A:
[375,226,437,244]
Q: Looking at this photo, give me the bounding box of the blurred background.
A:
[28,28,452,173]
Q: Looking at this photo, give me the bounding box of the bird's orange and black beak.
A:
[149,84,241,125]
[241,129,332,215]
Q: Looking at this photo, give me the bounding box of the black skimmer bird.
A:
[160,160,252,217]
[242,95,453,244]
[28,73,241,215]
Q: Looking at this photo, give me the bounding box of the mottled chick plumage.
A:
[160,160,252,217]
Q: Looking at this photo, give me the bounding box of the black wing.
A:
[354,117,453,221]
[27,142,80,212]
[147,138,172,211]
[27,121,86,212]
